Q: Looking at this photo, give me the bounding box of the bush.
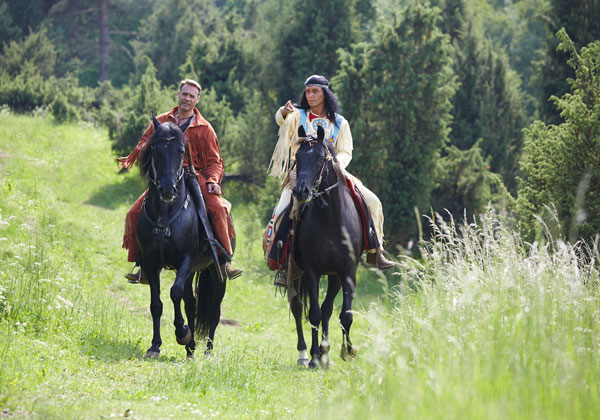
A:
[50,92,77,123]
[108,57,174,155]
[1,27,56,78]
[431,140,513,224]
[0,62,52,112]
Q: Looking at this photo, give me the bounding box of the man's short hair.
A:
[179,79,202,95]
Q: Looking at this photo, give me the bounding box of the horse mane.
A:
[322,138,345,184]
[138,123,186,181]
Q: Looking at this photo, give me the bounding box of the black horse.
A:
[136,115,226,359]
[290,126,362,368]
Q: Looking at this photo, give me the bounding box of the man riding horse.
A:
[118,78,243,282]
[264,74,397,286]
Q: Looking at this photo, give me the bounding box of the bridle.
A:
[296,136,339,204]
[148,137,185,192]
[142,136,188,269]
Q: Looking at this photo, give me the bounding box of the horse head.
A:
[293,125,335,204]
[139,112,191,203]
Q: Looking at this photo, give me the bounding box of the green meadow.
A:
[0,113,598,419]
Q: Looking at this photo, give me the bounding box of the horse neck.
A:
[310,162,347,218]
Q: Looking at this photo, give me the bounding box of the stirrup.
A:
[125,265,148,284]
[222,262,244,280]
[366,249,397,271]
[125,269,141,284]
[376,249,397,270]
[273,269,288,288]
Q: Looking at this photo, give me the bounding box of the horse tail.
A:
[299,276,310,320]
[194,264,225,339]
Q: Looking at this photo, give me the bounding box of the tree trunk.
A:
[98,0,109,82]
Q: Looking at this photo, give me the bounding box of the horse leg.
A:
[339,273,357,361]
[146,268,163,358]
[183,272,197,359]
[319,275,341,368]
[290,292,308,366]
[171,256,193,348]
[304,270,322,369]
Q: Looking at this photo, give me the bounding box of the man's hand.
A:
[207,182,222,195]
[281,100,294,118]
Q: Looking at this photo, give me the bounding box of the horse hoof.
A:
[145,351,160,359]
[176,325,192,345]
[308,359,321,369]
[297,350,309,366]
[340,345,357,361]
[297,357,309,366]
[349,346,357,358]
[186,353,195,360]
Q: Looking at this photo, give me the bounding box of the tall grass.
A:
[324,211,600,419]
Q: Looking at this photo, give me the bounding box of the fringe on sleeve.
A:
[334,119,353,170]
[267,109,300,178]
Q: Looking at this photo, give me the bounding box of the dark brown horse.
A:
[290,126,362,368]
[136,115,226,359]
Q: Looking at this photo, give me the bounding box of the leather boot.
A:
[366,249,397,270]
[220,262,243,280]
[125,269,148,284]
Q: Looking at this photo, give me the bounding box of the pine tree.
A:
[271,0,366,103]
[334,2,457,243]
[132,0,220,86]
[450,24,525,191]
[535,0,600,124]
[517,29,600,242]
[111,58,173,154]
[431,0,526,193]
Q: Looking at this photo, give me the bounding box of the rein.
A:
[296,137,340,204]
[141,192,190,269]
[142,140,188,269]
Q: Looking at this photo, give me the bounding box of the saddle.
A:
[266,176,379,271]
[184,172,228,282]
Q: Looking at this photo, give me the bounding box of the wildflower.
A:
[55,295,73,309]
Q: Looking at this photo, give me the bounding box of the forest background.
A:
[1,0,600,248]
[1,0,600,418]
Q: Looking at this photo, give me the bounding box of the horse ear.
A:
[151,111,160,129]
[298,126,306,138]
[179,117,191,133]
[316,125,325,141]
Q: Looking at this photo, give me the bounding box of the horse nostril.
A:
[294,185,310,202]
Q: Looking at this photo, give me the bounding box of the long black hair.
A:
[295,75,341,127]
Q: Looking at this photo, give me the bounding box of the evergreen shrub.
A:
[0,63,51,112]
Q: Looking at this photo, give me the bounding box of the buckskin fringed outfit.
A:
[121,106,235,263]
[264,106,385,264]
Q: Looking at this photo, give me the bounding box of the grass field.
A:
[1,113,599,419]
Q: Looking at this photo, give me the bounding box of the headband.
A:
[304,75,329,89]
